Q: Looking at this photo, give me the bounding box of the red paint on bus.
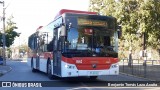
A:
[62,56,118,70]
[55,9,97,19]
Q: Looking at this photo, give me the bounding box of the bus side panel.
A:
[33,57,37,69]
[36,56,40,70]
[39,58,47,73]
[27,57,32,67]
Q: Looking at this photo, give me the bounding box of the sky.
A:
[0,0,90,46]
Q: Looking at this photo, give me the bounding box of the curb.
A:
[120,72,154,81]
[0,66,12,76]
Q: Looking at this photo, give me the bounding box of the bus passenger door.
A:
[53,29,62,76]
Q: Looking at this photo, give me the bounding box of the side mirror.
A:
[117,26,122,39]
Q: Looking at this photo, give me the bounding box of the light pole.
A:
[0,1,6,66]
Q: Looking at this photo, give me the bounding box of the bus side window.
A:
[47,39,53,52]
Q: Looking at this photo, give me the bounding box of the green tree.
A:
[89,0,160,49]
[0,16,20,47]
[19,43,28,53]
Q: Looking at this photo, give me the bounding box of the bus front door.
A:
[53,29,62,77]
[53,51,61,77]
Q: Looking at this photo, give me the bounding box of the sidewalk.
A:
[0,65,12,76]
[0,58,24,76]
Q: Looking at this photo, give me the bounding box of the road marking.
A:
[21,60,27,62]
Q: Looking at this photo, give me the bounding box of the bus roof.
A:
[54,9,97,19]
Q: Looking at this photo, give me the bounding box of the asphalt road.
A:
[0,59,159,90]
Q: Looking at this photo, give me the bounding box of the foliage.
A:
[19,43,28,53]
[89,0,160,49]
[0,16,20,47]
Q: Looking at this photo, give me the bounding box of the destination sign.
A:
[78,18,107,27]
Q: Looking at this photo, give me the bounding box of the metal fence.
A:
[119,58,160,81]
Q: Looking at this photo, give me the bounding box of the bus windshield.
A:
[64,26,118,58]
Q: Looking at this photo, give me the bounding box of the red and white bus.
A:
[28,9,121,79]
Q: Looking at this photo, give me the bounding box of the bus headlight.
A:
[111,63,119,68]
[65,64,75,69]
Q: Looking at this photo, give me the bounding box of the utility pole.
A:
[0,1,6,66]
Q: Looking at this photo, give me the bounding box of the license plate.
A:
[89,71,99,75]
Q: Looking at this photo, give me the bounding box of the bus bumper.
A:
[61,62,119,77]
